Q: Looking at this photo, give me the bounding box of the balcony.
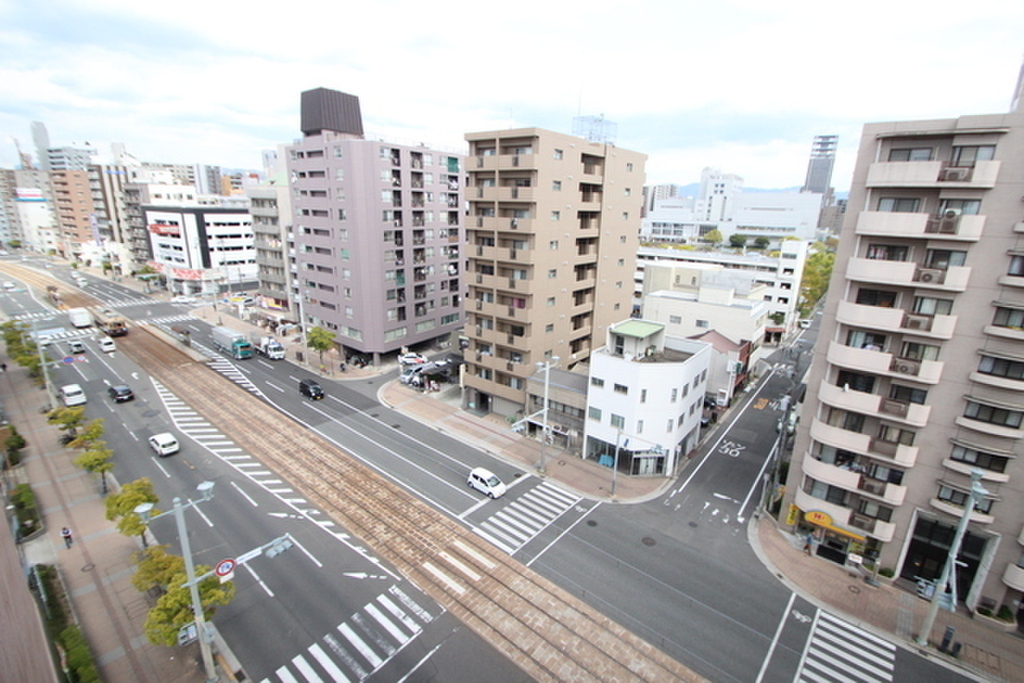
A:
[942,458,1010,484]
[929,498,995,525]
[810,418,919,467]
[848,513,897,542]
[865,160,1000,189]
[1002,564,1024,592]
[854,211,984,242]
[497,153,536,170]
[498,187,536,201]
[846,258,970,292]
[835,300,956,340]
[889,356,943,385]
[954,415,1024,440]
[817,381,930,427]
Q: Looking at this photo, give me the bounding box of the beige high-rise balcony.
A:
[818,381,931,428]
[846,258,970,292]
[809,418,919,467]
[854,211,984,242]
[865,160,1000,188]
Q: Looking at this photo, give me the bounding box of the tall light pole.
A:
[916,469,988,647]
[136,481,218,683]
[535,356,559,474]
[611,428,623,496]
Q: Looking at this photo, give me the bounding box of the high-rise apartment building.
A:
[802,134,838,194]
[50,169,96,260]
[463,128,646,417]
[287,88,465,362]
[782,103,1024,616]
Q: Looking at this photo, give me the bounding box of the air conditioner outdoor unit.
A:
[940,168,970,182]
[905,315,929,330]
[943,208,962,219]
[918,268,943,283]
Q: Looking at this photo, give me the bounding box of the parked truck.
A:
[211,326,254,360]
[67,307,93,329]
[92,307,129,337]
[254,336,286,360]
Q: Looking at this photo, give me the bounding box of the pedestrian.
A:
[0,362,6,372]
[340,361,346,372]
[61,526,73,548]
[803,533,813,556]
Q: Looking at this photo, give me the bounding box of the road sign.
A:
[214,558,236,577]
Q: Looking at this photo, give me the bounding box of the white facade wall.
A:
[587,336,711,473]
[642,290,768,365]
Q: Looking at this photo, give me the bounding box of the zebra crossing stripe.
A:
[307,643,349,683]
[365,603,407,643]
[273,664,298,683]
[818,611,894,651]
[813,628,893,674]
[352,612,396,657]
[453,539,497,569]
[322,632,367,680]
[377,594,422,636]
[338,623,383,668]
[439,551,481,582]
[477,522,524,549]
[290,654,323,682]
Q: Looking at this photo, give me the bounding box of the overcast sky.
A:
[2,0,1023,191]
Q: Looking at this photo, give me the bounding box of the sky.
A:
[2,0,1024,192]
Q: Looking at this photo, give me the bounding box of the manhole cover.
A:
[558,460,566,466]
[370,413,379,418]
[81,564,94,572]
[391,424,402,429]
[641,537,656,547]
[688,521,698,528]
[848,585,861,594]
[141,409,160,418]
[586,520,597,527]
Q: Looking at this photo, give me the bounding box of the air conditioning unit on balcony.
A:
[891,359,921,376]
[939,167,971,182]
[917,268,943,284]
[943,208,962,219]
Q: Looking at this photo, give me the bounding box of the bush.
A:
[60,625,100,683]
[997,605,1015,622]
[5,425,27,467]
[11,483,41,537]
[879,567,895,578]
[977,606,993,617]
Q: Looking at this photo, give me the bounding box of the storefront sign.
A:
[786,504,799,525]
[804,510,833,526]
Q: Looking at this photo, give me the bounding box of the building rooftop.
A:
[610,320,664,339]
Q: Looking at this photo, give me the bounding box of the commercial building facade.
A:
[463,128,646,417]
[782,106,1024,617]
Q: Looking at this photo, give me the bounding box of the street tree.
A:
[702,229,723,246]
[729,234,747,249]
[754,236,770,249]
[67,419,105,450]
[131,545,186,594]
[75,445,114,495]
[144,570,235,646]
[48,407,87,439]
[106,478,159,546]
[306,326,335,365]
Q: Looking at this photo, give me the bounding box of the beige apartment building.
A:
[50,170,95,261]
[463,128,646,417]
[782,100,1024,620]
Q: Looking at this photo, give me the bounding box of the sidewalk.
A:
[751,515,1024,682]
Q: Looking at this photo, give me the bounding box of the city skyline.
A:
[1,0,1023,189]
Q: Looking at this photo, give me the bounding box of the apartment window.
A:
[591,377,605,388]
[913,296,953,316]
[877,197,920,213]
[640,389,647,403]
[671,388,678,402]
[548,269,557,279]
[545,323,554,333]
[617,258,624,266]
[856,288,897,307]
[877,423,913,445]
[620,236,627,243]
[666,419,673,432]
[951,145,996,166]
[926,249,966,269]
[637,420,644,434]
[547,297,556,307]
[938,199,981,215]
[624,188,631,196]
[549,240,559,250]
[866,244,908,261]
[993,306,1024,329]
[622,212,629,220]
[552,180,562,191]
[888,148,933,161]
[614,384,628,395]
[1009,255,1024,277]
[847,330,886,350]
[937,485,993,514]
[889,384,927,405]
[950,444,1009,473]
[588,406,602,421]
[551,211,560,221]
[338,209,347,220]
[626,162,634,171]
[610,414,625,430]
[978,355,1024,381]
[696,320,709,328]
[804,478,847,506]
[963,400,1023,428]
[856,500,893,523]
[669,315,682,324]
[553,149,564,160]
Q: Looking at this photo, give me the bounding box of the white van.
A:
[467,467,507,499]
[59,384,87,407]
[98,337,116,353]
[148,432,180,457]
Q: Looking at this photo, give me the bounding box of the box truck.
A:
[211,326,254,360]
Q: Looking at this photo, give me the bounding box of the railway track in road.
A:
[117,327,704,682]
[0,267,703,680]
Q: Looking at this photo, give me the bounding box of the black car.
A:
[298,378,324,400]
[107,384,134,403]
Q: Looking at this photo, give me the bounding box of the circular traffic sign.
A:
[214,558,236,577]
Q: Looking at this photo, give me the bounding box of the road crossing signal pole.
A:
[915,469,987,647]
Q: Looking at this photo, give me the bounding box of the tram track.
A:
[3,268,704,681]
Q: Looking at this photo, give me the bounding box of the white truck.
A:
[67,307,93,328]
[254,336,286,360]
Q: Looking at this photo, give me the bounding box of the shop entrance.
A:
[899,517,986,601]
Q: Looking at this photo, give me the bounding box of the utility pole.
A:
[916,469,988,647]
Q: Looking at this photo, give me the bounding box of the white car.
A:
[2,281,16,290]
[399,352,428,366]
[171,295,197,304]
[467,467,507,499]
[148,432,180,457]
[98,337,116,353]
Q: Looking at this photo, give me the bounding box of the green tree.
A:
[132,545,186,594]
[67,419,105,450]
[728,234,747,249]
[106,478,159,546]
[799,247,836,314]
[702,229,723,245]
[144,571,235,646]
[75,445,114,495]
[754,236,770,249]
[48,406,87,437]
[306,326,335,365]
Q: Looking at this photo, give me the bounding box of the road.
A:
[1,260,969,682]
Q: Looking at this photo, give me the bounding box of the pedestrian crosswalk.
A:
[262,585,437,683]
[797,610,896,682]
[472,481,580,555]
[10,310,56,323]
[136,314,197,327]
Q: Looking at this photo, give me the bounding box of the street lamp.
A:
[535,356,559,474]
[915,469,988,648]
[135,481,218,683]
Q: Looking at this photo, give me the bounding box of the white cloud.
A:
[1,0,1023,189]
